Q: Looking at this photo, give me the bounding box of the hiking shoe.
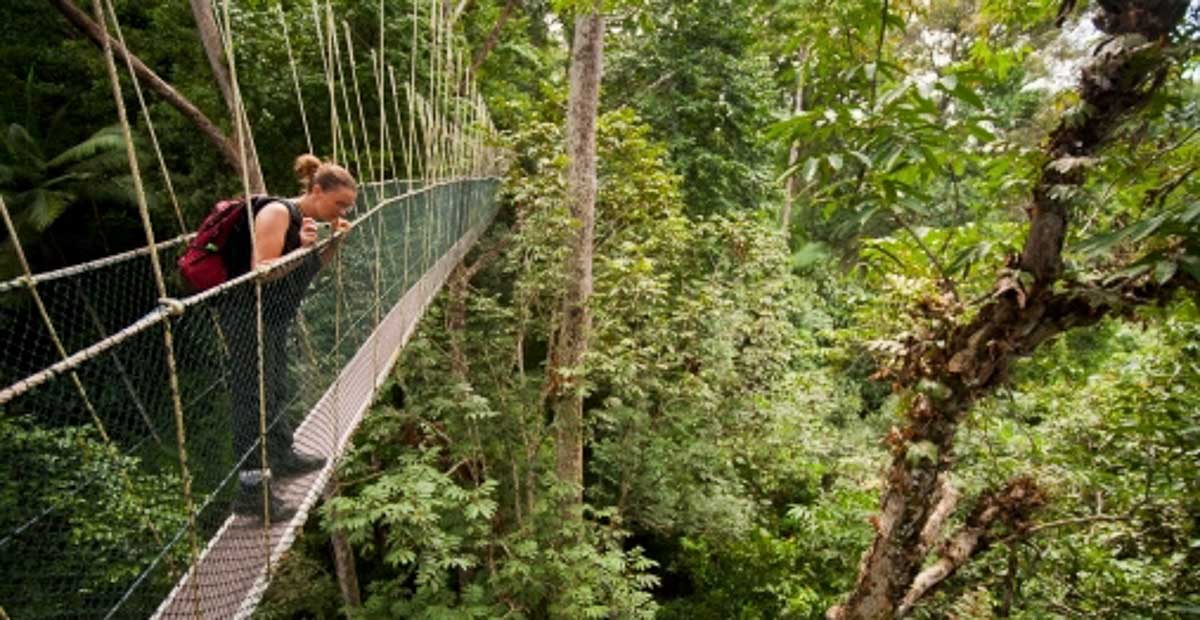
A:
[232,484,298,523]
[270,449,326,479]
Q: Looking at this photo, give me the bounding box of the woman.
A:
[221,154,356,520]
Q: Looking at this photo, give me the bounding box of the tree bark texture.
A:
[550,9,604,508]
[323,482,362,609]
[828,3,1192,619]
[48,0,245,178]
[188,0,266,193]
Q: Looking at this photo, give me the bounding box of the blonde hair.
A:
[294,154,357,193]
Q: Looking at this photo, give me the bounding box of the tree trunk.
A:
[323,481,362,609]
[828,3,1191,619]
[781,47,807,237]
[549,9,604,510]
[188,0,265,193]
[48,0,245,178]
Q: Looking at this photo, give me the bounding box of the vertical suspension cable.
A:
[378,0,391,185]
[426,0,443,266]
[443,3,454,180]
[343,20,377,183]
[101,0,186,234]
[388,66,413,187]
[370,0,386,386]
[386,65,413,293]
[428,0,437,183]
[278,5,313,154]
[218,0,276,568]
[370,50,395,186]
[438,3,454,250]
[434,0,446,182]
[310,0,339,162]
[372,50,399,188]
[426,0,439,299]
[89,0,201,614]
[408,0,419,189]
[455,48,466,178]
[454,49,464,179]
[416,93,433,287]
[470,80,482,178]
[286,3,330,425]
[329,6,365,183]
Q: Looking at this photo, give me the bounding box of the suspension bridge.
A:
[0,0,504,617]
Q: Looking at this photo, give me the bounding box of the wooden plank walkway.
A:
[151,208,494,619]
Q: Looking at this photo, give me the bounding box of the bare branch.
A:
[469,0,521,78]
[916,475,959,558]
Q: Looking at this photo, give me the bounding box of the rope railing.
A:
[0,0,507,616]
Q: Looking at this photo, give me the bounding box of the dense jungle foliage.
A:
[1,0,1198,618]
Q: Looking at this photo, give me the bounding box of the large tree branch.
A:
[469,0,520,78]
[49,0,244,178]
[464,234,511,280]
[188,0,264,192]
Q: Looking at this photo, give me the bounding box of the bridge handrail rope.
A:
[0,0,504,616]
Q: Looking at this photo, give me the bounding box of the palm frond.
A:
[25,189,71,231]
[45,126,128,170]
[79,175,149,212]
[4,123,45,167]
[40,172,91,190]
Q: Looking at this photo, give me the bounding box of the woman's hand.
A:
[318,217,353,266]
[300,217,318,247]
[331,217,352,236]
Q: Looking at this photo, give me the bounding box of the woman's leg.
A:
[263,323,296,460]
[219,291,266,470]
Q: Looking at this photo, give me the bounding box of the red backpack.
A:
[177,196,267,292]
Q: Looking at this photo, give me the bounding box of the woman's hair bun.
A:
[294,154,322,190]
[294,153,356,193]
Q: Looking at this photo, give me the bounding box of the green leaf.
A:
[4,123,44,165]
[1180,201,1200,224]
[803,157,819,183]
[952,82,985,110]
[827,153,843,172]
[26,189,70,231]
[967,122,995,143]
[1178,255,1200,280]
[1154,260,1177,284]
[45,126,126,170]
